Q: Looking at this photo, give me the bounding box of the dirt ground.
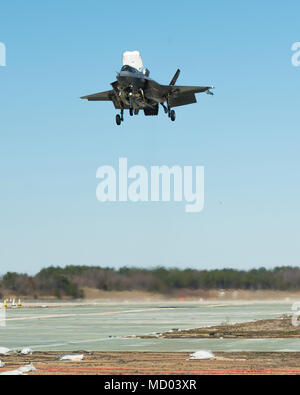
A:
[142,316,300,339]
[4,288,300,303]
[80,288,300,302]
[1,351,300,375]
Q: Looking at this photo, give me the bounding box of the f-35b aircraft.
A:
[81,51,214,125]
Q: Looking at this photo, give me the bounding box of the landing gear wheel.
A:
[129,108,134,117]
[170,110,176,122]
[116,114,121,126]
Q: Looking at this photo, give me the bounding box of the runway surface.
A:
[0,301,298,352]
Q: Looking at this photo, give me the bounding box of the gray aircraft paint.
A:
[81,51,214,124]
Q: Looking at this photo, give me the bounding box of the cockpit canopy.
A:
[121,65,138,73]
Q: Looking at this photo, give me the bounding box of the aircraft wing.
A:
[166,85,214,95]
[161,85,214,108]
[80,90,115,101]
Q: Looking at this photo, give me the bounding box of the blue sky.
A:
[0,1,299,274]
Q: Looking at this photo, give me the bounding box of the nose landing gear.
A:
[129,92,134,116]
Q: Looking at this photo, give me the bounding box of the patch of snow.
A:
[0,347,10,355]
[20,348,33,355]
[189,350,215,360]
[60,354,84,361]
[18,364,36,373]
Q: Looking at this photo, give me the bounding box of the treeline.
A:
[1,266,300,299]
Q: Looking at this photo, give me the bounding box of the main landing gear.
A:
[116,109,124,126]
[161,103,176,122]
[116,106,141,125]
[170,109,176,122]
[116,114,122,126]
[115,104,176,125]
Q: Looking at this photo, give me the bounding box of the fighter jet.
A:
[81,51,214,125]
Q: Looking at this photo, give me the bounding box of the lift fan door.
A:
[122,50,144,72]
